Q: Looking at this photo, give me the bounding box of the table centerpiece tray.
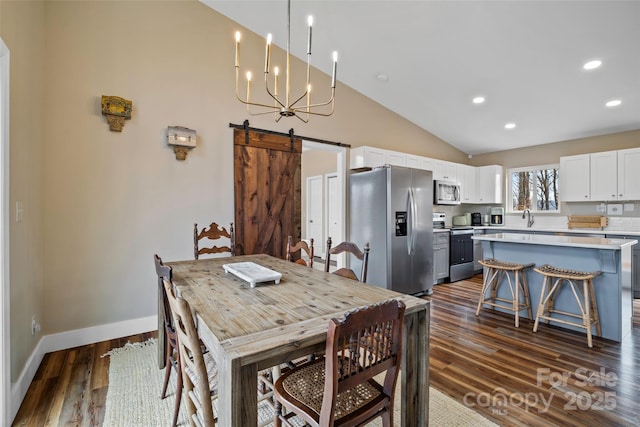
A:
[222,262,282,287]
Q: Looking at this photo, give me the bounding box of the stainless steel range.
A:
[432,212,475,282]
[449,227,475,282]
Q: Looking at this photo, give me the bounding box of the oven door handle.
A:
[407,188,417,255]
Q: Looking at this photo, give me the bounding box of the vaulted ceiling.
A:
[203,1,640,155]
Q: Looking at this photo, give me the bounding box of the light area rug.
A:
[102,338,497,427]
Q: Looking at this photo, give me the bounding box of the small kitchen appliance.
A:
[471,212,482,226]
[490,207,504,226]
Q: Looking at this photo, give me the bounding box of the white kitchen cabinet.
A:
[457,164,476,203]
[433,160,457,181]
[475,165,503,204]
[406,154,435,172]
[350,146,390,169]
[590,150,618,201]
[562,148,640,202]
[560,154,590,201]
[617,147,640,200]
[386,150,407,167]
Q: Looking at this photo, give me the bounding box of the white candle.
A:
[264,34,272,73]
[331,52,338,88]
[307,16,313,55]
[235,32,241,67]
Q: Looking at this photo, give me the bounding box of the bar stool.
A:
[476,258,535,327]
[533,265,601,348]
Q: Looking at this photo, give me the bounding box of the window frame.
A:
[507,163,561,214]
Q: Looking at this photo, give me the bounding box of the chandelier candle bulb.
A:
[235,32,241,67]
[265,34,272,73]
[307,16,313,54]
[332,52,338,88]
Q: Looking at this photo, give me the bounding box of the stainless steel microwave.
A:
[434,180,461,205]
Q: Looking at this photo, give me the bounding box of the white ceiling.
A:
[202,1,640,155]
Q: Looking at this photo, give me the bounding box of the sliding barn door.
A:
[233,129,301,258]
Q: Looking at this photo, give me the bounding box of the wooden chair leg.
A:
[172,351,182,427]
[274,399,283,427]
[161,338,172,399]
[381,410,391,427]
[521,270,533,320]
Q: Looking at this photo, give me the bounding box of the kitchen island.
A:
[472,232,637,342]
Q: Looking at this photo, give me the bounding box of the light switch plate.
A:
[607,204,623,215]
[624,203,635,212]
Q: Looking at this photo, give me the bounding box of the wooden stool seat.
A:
[533,264,602,348]
[476,258,535,327]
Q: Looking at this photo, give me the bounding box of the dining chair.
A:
[273,299,406,427]
[163,275,278,427]
[194,222,235,259]
[163,278,219,426]
[324,237,370,282]
[153,254,182,427]
[286,236,314,267]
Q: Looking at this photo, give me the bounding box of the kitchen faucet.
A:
[522,209,534,228]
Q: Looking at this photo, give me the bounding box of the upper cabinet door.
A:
[433,160,457,181]
[617,147,640,200]
[590,151,618,201]
[560,154,590,201]
[475,165,503,204]
[457,164,476,203]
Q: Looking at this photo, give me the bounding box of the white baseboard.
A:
[10,314,157,423]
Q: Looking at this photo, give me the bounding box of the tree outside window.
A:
[510,165,559,212]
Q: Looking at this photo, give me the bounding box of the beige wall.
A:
[0,0,461,382]
[1,1,45,381]
[469,129,640,168]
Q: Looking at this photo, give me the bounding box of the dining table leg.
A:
[402,304,430,426]
[218,356,259,426]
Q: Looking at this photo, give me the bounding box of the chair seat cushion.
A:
[280,358,382,419]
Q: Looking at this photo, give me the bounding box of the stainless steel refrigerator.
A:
[349,166,433,295]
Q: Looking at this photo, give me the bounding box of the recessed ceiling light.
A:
[605,99,622,107]
[583,60,602,70]
[504,123,516,130]
[376,73,389,82]
[472,96,485,104]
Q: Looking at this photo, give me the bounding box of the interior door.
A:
[325,173,341,254]
[233,129,301,258]
[306,175,323,257]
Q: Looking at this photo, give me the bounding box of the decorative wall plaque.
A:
[101,95,132,132]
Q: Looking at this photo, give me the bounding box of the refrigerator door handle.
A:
[407,188,417,255]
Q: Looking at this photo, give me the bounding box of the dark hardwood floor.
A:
[426,275,640,427]
[12,276,640,426]
[12,331,156,426]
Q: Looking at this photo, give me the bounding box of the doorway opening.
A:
[301,141,347,269]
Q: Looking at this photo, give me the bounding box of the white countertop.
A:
[474,226,640,237]
[472,232,638,250]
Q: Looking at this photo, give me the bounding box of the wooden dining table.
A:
[165,254,430,426]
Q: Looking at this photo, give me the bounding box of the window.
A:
[508,164,560,213]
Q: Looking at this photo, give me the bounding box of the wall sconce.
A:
[167,126,197,160]
[101,95,132,132]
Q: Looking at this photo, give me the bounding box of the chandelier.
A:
[234,0,337,122]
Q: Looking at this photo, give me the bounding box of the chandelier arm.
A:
[247,109,282,117]
[292,90,335,110]
[292,113,310,123]
[292,99,335,116]
[263,73,286,109]
[288,90,310,110]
